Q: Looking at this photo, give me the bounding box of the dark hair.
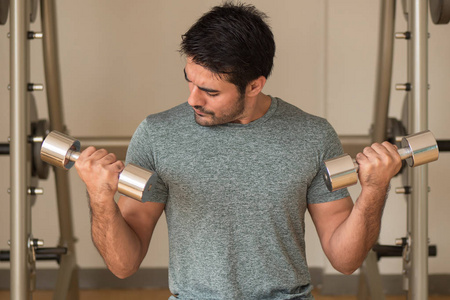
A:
[180,2,276,95]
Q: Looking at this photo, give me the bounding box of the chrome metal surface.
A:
[118,163,157,201]
[28,31,43,39]
[40,130,80,170]
[396,83,411,90]
[41,131,156,201]
[401,130,439,167]
[27,83,44,91]
[325,130,438,192]
[323,154,358,192]
[395,31,411,39]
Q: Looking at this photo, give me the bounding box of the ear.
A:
[246,76,267,97]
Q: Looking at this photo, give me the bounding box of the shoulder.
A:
[135,102,193,137]
[273,97,337,140]
[144,102,191,127]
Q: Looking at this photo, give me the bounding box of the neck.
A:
[235,93,272,124]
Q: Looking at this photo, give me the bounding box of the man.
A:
[75,2,402,299]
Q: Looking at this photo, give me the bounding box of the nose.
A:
[187,85,206,108]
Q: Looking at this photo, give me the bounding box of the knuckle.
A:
[85,146,97,153]
[107,152,117,161]
[363,146,372,153]
[97,148,108,155]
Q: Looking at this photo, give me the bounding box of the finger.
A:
[88,148,110,161]
[80,146,97,158]
[109,160,125,173]
[100,152,117,165]
[381,141,399,156]
[361,145,379,160]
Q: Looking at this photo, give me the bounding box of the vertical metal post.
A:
[10,0,31,299]
[406,0,429,299]
[372,0,397,144]
[357,2,396,298]
[40,0,80,298]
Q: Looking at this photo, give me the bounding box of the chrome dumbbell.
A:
[323,130,439,192]
[40,131,157,201]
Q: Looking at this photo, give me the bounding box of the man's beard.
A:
[193,94,245,126]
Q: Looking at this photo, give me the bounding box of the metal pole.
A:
[372,0,396,143]
[407,0,429,299]
[10,0,31,298]
[40,0,79,299]
[357,2,396,298]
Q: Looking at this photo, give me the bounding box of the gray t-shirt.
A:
[126,97,349,300]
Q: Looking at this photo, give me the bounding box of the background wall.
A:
[0,0,449,289]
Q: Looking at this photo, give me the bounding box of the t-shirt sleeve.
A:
[125,118,168,203]
[307,120,350,204]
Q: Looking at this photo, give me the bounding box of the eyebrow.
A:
[184,68,220,94]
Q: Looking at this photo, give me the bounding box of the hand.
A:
[355,141,402,191]
[74,146,125,201]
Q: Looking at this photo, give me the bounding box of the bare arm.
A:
[76,147,165,278]
[308,141,401,274]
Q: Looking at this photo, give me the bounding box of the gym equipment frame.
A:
[7,0,80,299]
[355,0,449,299]
[4,0,448,299]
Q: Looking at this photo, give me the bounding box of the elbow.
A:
[329,256,364,275]
[336,264,360,275]
[110,265,139,279]
[107,260,141,279]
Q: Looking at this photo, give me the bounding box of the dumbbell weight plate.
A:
[430,0,450,24]
[324,130,439,192]
[0,0,9,25]
[401,130,439,167]
[30,0,37,22]
[323,153,358,192]
[41,131,158,202]
[119,164,158,202]
[40,131,80,170]
[32,119,50,179]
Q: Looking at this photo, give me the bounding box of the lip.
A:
[193,108,206,117]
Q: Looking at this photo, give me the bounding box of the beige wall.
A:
[0,0,449,278]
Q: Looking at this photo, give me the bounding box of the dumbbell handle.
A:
[324,130,439,192]
[67,149,80,162]
[40,131,158,201]
[348,147,413,172]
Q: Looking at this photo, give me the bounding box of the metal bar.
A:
[357,2,396,298]
[40,0,80,299]
[372,0,396,143]
[436,140,450,151]
[0,143,10,154]
[10,0,31,298]
[407,0,429,299]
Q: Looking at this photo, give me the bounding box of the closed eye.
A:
[184,68,220,97]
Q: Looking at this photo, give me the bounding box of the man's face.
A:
[184,58,245,126]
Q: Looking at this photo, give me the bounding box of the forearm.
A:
[89,195,144,278]
[327,185,389,274]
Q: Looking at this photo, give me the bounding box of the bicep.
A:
[117,196,165,256]
[308,196,353,252]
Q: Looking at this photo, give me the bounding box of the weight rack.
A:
[3,0,79,299]
[354,0,450,299]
